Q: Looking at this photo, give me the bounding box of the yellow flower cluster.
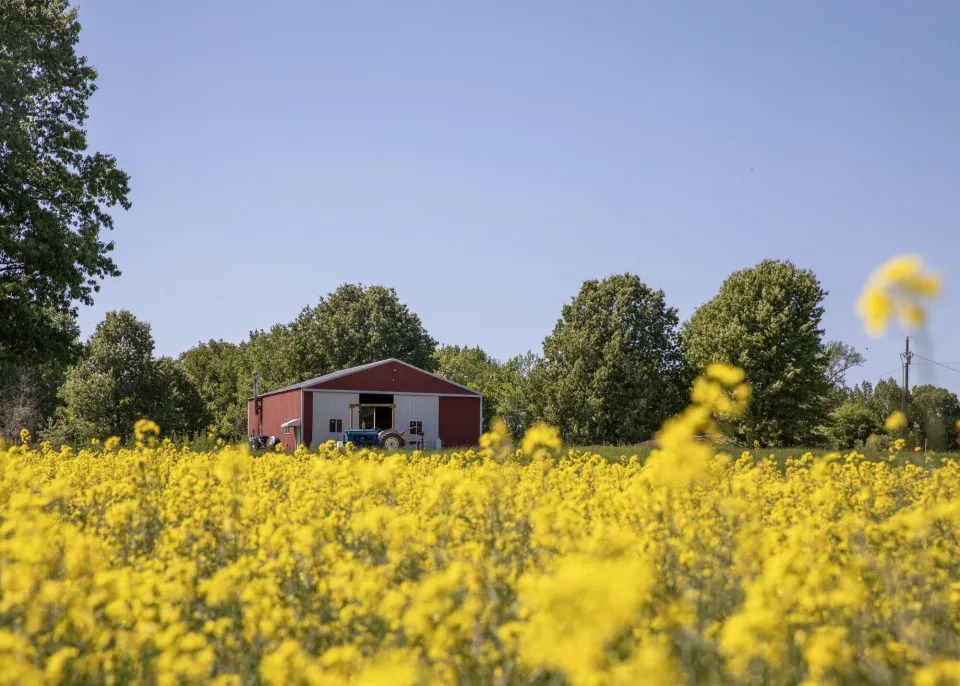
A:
[857,254,940,336]
[643,363,750,487]
[2,423,959,684]
[886,409,908,431]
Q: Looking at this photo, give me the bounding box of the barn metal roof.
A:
[253,358,481,399]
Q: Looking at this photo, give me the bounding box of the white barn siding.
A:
[394,394,440,448]
[311,392,358,446]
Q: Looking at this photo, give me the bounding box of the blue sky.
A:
[76,1,960,394]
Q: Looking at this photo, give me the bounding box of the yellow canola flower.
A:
[915,660,960,686]
[509,554,659,684]
[644,363,749,488]
[857,254,940,336]
[520,423,561,457]
[214,450,251,483]
[705,362,746,387]
[134,418,161,447]
[0,411,957,684]
[886,410,908,431]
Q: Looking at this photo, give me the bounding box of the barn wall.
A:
[395,394,439,448]
[309,363,480,397]
[248,389,302,453]
[438,396,482,446]
[303,392,313,446]
[311,392,359,446]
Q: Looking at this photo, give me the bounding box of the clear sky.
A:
[75,1,960,394]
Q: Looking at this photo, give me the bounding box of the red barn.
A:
[247,358,482,452]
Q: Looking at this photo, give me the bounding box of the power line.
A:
[865,366,902,383]
[912,353,960,376]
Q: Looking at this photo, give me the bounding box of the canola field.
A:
[2,418,960,685]
[0,254,955,685]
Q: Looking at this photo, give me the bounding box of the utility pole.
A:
[900,337,913,432]
[253,371,262,437]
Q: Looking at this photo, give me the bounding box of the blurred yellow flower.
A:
[134,419,160,444]
[885,410,907,431]
[520,423,561,457]
[857,254,940,336]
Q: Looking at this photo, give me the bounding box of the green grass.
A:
[569,444,959,470]
[239,438,958,469]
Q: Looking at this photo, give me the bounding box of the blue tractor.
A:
[344,401,407,450]
[344,428,405,450]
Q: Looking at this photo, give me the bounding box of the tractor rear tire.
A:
[379,431,404,450]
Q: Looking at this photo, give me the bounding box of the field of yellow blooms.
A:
[0,257,950,684]
[2,414,960,684]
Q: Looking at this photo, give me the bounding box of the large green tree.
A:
[179,339,245,438]
[1,0,130,368]
[868,378,903,422]
[824,341,866,389]
[496,352,540,438]
[823,340,865,410]
[154,357,211,438]
[287,284,436,380]
[48,311,205,442]
[0,310,78,438]
[682,260,829,446]
[534,274,688,445]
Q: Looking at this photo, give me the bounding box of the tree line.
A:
[4,263,958,450]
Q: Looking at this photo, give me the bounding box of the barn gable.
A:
[305,359,480,396]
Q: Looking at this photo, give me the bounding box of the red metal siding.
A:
[438,396,482,446]
[247,389,302,453]
[303,392,313,446]
[309,363,480,396]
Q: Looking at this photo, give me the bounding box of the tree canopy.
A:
[287,284,437,381]
[826,401,883,449]
[534,274,688,445]
[908,384,960,450]
[178,340,244,438]
[824,341,866,388]
[48,311,207,442]
[682,260,829,446]
[1,0,130,368]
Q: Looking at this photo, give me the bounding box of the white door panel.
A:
[311,392,358,446]
[394,394,439,448]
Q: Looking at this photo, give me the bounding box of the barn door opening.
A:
[358,406,374,429]
[358,394,394,430]
[351,405,396,431]
[374,406,392,429]
[358,406,394,429]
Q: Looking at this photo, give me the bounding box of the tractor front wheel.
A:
[379,431,404,450]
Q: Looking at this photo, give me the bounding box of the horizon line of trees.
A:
[4,263,959,451]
